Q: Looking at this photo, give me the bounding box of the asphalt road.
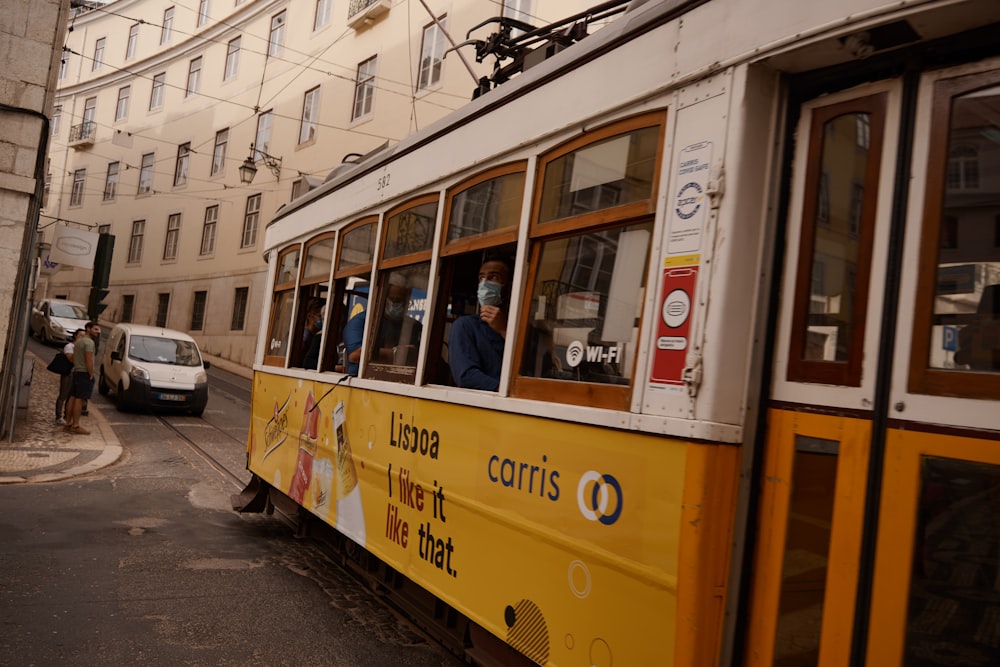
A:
[2,338,464,666]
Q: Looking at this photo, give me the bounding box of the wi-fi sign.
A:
[565,341,585,368]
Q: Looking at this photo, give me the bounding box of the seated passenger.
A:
[372,274,423,366]
[300,299,325,370]
[343,308,365,376]
[448,256,513,391]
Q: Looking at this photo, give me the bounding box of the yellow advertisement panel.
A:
[249,373,688,665]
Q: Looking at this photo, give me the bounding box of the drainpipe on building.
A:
[0,103,50,441]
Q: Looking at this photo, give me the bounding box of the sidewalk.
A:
[0,349,122,484]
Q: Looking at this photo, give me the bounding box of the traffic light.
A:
[89,233,115,320]
[88,287,110,320]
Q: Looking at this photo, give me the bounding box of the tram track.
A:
[155,415,247,489]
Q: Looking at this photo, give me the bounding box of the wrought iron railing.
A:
[69,121,95,143]
[348,0,381,19]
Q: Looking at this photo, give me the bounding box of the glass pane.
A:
[384,201,437,259]
[365,263,430,380]
[447,172,525,242]
[267,290,294,359]
[800,113,871,363]
[303,238,334,280]
[339,222,376,270]
[277,248,300,285]
[519,222,651,385]
[538,126,658,223]
[906,456,1000,664]
[928,85,1000,372]
[774,437,839,667]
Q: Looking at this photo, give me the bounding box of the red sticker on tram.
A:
[649,265,698,386]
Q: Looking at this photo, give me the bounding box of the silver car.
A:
[30,299,89,345]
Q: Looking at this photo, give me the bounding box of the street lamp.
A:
[239,143,282,185]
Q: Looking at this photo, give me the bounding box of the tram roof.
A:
[270,0,699,226]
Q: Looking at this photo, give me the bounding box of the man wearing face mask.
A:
[372,274,423,366]
[448,255,513,391]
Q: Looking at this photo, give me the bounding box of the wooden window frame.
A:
[513,111,666,410]
[786,93,886,386]
[377,193,439,271]
[440,161,526,257]
[263,246,301,367]
[335,216,378,278]
[909,68,1000,400]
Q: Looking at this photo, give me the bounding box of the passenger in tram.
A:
[299,298,325,370]
[448,255,514,391]
[954,284,1000,371]
[343,308,365,376]
[370,273,423,367]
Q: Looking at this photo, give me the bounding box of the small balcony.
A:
[346,0,390,30]
[68,121,95,148]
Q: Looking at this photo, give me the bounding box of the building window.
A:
[191,291,207,330]
[115,85,130,121]
[299,87,319,144]
[174,142,190,187]
[186,57,202,97]
[51,105,61,136]
[149,72,165,111]
[70,169,85,206]
[231,287,249,330]
[156,293,170,327]
[197,0,210,27]
[314,0,333,30]
[98,224,110,235]
[502,0,533,37]
[121,294,135,323]
[224,36,240,81]
[947,144,980,191]
[161,7,174,44]
[268,11,286,58]
[255,110,273,159]
[353,56,376,120]
[128,220,145,263]
[138,152,154,195]
[59,54,68,80]
[211,128,228,177]
[83,96,97,127]
[126,23,139,60]
[163,213,181,260]
[201,205,218,255]
[242,194,261,248]
[92,37,105,71]
[417,18,446,90]
[103,162,119,201]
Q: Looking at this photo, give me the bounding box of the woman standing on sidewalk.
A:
[54,329,83,425]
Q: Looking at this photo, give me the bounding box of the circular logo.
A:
[675,181,703,220]
[577,471,623,525]
[662,289,690,328]
[565,340,585,368]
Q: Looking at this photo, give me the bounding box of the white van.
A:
[98,324,210,416]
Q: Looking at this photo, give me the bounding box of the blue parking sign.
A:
[943,325,958,352]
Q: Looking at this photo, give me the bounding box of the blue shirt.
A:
[343,311,365,376]
[448,315,504,391]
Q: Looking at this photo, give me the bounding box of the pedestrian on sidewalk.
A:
[66,321,100,435]
[53,329,84,425]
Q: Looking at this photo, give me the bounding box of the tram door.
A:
[747,60,1000,666]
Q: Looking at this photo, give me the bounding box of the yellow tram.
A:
[237,1,1000,664]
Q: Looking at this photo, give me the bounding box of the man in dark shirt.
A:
[448,256,513,391]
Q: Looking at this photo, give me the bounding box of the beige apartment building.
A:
[43,0,596,369]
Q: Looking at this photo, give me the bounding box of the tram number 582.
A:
[377,173,391,191]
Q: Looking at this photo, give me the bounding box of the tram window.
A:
[264,246,300,366]
[537,124,659,225]
[384,200,436,258]
[428,164,525,388]
[291,235,333,369]
[787,95,887,386]
[515,221,652,407]
[910,73,1000,399]
[363,264,429,383]
[333,217,377,376]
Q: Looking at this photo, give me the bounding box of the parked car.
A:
[98,324,210,416]
[30,299,90,344]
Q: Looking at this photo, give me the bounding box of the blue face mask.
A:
[315,316,323,331]
[477,280,504,307]
[386,300,406,319]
